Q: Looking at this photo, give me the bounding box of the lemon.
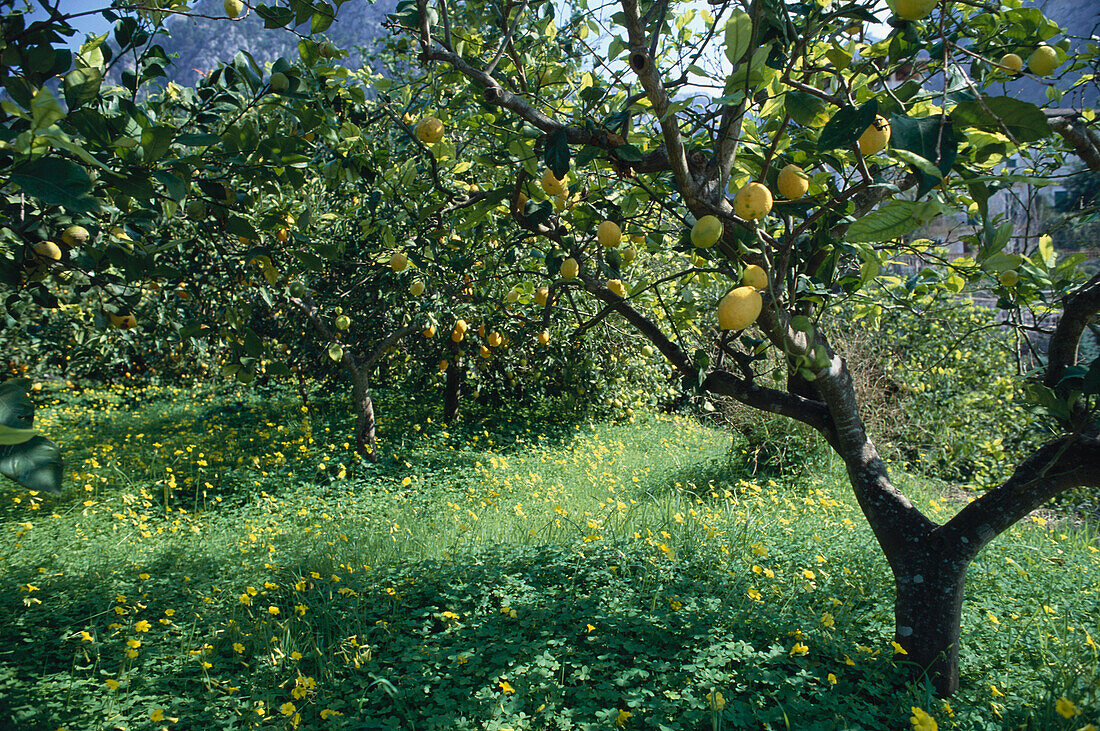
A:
[416,117,444,144]
[1028,45,1059,76]
[451,328,465,343]
[439,360,448,372]
[777,164,809,199]
[541,170,566,197]
[61,226,89,247]
[480,345,491,359]
[31,241,62,262]
[734,182,773,221]
[335,315,351,331]
[598,220,622,248]
[423,324,436,338]
[641,345,654,357]
[999,53,1023,73]
[718,287,763,330]
[742,265,768,290]
[691,215,724,248]
[607,279,627,297]
[504,288,520,304]
[998,270,1019,287]
[269,72,289,92]
[858,116,891,155]
[538,329,550,345]
[224,0,243,17]
[487,332,503,347]
[109,313,138,330]
[560,257,579,279]
[893,0,937,21]
[409,280,425,296]
[390,252,408,272]
[454,319,468,333]
[621,246,637,264]
[535,286,550,306]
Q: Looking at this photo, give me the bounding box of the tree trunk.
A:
[891,549,969,696]
[352,370,378,461]
[444,352,461,424]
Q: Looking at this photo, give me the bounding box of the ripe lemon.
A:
[31,241,62,262]
[390,252,408,272]
[621,246,637,264]
[535,286,550,306]
[560,257,579,279]
[439,360,448,372]
[409,280,425,296]
[480,345,491,359]
[718,287,763,330]
[777,164,809,199]
[416,116,444,144]
[504,288,520,304]
[607,279,627,297]
[109,313,138,330]
[224,0,243,17]
[1000,53,1023,73]
[423,324,436,338]
[454,319,468,333]
[858,116,891,155]
[451,329,465,343]
[61,226,89,247]
[691,215,724,248]
[742,265,768,290]
[893,0,937,21]
[487,332,503,347]
[598,220,622,248]
[1028,45,1059,76]
[734,182,773,221]
[541,170,566,197]
[538,329,550,345]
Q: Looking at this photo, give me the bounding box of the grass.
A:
[0,379,1098,729]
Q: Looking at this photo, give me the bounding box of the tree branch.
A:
[1045,271,1100,388]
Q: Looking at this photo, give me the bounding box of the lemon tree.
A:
[390,0,1100,697]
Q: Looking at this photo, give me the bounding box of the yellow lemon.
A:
[487,332,503,347]
[224,0,243,17]
[439,359,448,372]
[480,345,491,359]
[598,220,622,248]
[416,117,444,144]
[109,313,138,330]
[734,183,773,221]
[560,257,579,279]
[423,324,436,338]
[538,329,550,345]
[541,170,566,197]
[535,286,549,306]
[409,280,425,296]
[607,279,627,297]
[504,288,520,304]
[621,246,637,264]
[718,287,763,330]
[741,265,768,290]
[454,319,468,333]
[1000,53,1023,73]
[893,0,937,21]
[1028,45,1059,76]
[61,226,89,247]
[335,315,351,331]
[390,252,408,272]
[777,164,809,199]
[858,116,891,155]
[691,215,724,248]
[31,241,62,262]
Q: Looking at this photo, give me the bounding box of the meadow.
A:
[0,381,1097,730]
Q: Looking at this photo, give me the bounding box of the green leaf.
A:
[175,133,220,146]
[950,96,1052,144]
[31,86,65,130]
[0,436,63,494]
[819,99,878,152]
[0,379,35,430]
[0,425,38,446]
[847,200,945,244]
[724,10,754,65]
[784,91,829,127]
[10,158,100,213]
[62,67,103,109]
[889,114,957,198]
[311,2,335,33]
[256,3,296,28]
[544,128,570,180]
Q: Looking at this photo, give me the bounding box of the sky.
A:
[22,0,115,49]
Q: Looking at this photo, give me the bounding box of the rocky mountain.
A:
[154,0,399,85]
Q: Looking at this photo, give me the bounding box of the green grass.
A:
[0,380,1098,729]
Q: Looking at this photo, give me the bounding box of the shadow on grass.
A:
[0,538,1071,730]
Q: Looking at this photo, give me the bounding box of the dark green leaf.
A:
[0,436,63,494]
[544,128,570,179]
[950,96,1052,144]
[889,115,957,198]
[0,379,35,430]
[10,158,101,213]
[818,99,878,152]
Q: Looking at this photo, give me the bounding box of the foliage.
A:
[0,384,1097,729]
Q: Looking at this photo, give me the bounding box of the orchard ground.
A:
[0,381,1098,730]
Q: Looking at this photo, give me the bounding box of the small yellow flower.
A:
[105,678,119,690]
[706,691,726,709]
[909,706,937,731]
[233,643,245,654]
[790,642,809,657]
[164,608,175,617]
[79,631,94,642]
[126,638,141,649]
[135,620,151,632]
[615,709,632,727]
[280,702,296,716]
[268,605,279,616]
[990,684,1005,697]
[291,651,302,660]
[499,680,514,694]
[151,708,165,722]
[827,673,837,685]
[1056,697,1080,719]
[891,641,908,655]
[319,709,344,720]
[802,569,816,580]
